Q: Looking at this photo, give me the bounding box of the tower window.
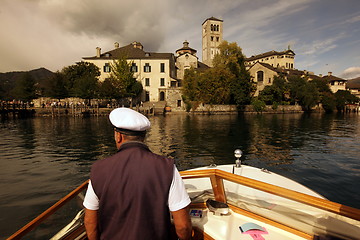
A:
[211,36,214,41]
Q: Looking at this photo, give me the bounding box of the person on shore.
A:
[83,107,192,240]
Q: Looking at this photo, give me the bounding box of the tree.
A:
[109,56,142,101]
[46,71,68,100]
[321,92,336,113]
[259,76,288,105]
[213,41,254,106]
[334,90,359,111]
[12,73,37,101]
[197,67,233,104]
[62,62,100,100]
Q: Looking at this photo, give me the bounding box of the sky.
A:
[1,0,360,79]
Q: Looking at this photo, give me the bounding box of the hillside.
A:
[0,67,54,84]
[346,77,360,89]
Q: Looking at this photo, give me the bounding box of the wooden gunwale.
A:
[7,180,89,240]
[180,169,360,221]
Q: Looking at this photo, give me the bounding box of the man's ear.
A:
[114,131,122,143]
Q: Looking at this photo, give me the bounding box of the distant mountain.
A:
[0,67,54,84]
[346,77,360,89]
[0,68,55,99]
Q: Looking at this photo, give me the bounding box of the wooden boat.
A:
[7,151,360,240]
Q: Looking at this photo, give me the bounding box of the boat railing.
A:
[7,180,89,240]
[181,169,360,239]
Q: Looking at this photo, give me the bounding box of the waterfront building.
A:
[321,72,347,93]
[202,17,223,67]
[83,41,179,104]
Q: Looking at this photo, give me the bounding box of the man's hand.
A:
[172,206,192,240]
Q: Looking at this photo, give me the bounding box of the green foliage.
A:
[334,90,359,111]
[321,92,336,113]
[45,71,68,99]
[182,68,199,101]
[109,56,142,99]
[214,41,254,106]
[197,67,233,104]
[182,41,254,108]
[12,73,37,101]
[251,98,266,112]
[62,62,100,99]
[258,76,288,105]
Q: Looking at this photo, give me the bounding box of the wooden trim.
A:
[181,169,360,221]
[7,180,89,240]
[209,175,226,203]
[230,205,313,239]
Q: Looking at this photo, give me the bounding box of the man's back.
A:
[91,142,174,239]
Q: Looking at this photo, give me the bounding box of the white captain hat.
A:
[109,108,150,134]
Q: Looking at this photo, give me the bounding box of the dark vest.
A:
[91,142,174,240]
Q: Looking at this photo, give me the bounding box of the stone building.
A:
[202,17,223,67]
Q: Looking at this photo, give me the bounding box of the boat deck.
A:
[191,208,309,240]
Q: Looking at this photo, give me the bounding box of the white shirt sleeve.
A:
[83,180,100,210]
[168,166,191,212]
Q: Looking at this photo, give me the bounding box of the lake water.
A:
[1,112,360,238]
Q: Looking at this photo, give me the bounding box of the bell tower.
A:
[202,17,223,67]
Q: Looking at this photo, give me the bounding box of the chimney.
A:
[328,72,332,76]
[114,42,119,48]
[96,47,101,58]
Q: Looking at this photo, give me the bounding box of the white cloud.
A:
[340,67,360,79]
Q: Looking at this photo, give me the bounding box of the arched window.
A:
[257,71,264,82]
[211,24,213,31]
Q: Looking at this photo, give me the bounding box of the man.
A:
[83,107,192,240]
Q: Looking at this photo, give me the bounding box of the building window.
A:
[177,100,181,107]
[257,71,264,82]
[144,63,151,72]
[160,63,165,73]
[145,78,150,86]
[145,91,150,101]
[131,63,138,72]
[160,78,165,86]
[159,92,165,101]
[211,36,214,41]
[216,37,219,41]
[103,63,111,73]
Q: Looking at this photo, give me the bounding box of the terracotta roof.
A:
[245,50,295,61]
[83,43,174,60]
[322,74,346,83]
[202,17,223,25]
[249,62,321,80]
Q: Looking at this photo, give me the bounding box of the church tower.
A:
[202,17,223,67]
